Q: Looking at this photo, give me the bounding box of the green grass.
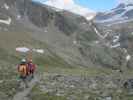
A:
[33,50,113,76]
[38,65,113,76]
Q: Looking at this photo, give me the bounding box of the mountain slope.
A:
[0,0,131,69]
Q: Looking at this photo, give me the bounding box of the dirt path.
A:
[12,75,40,100]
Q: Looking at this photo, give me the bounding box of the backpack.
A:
[27,63,35,72]
[18,64,27,76]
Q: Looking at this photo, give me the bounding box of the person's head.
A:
[21,58,26,64]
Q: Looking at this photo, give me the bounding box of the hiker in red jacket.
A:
[27,59,36,78]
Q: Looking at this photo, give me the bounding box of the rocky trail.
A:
[12,75,40,100]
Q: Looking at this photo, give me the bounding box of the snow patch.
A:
[123,48,131,61]
[4,3,9,10]
[86,14,96,21]
[16,47,44,54]
[126,54,131,61]
[94,27,103,38]
[16,47,30,53]
[125,5,133,11]
[118,0,133,5]
[94,27,109,39]
[17,15,21,20]
[113,35,120,43]
[33,49,44,54]
[0,17,11,25]
[110,43,120,48]
[73,40,77,44]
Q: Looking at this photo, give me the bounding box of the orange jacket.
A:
[18,64,28,76]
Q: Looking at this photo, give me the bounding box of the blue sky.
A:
[75,0,118,11]
[34,0,118,11]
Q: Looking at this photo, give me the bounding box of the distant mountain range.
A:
[96,1,133,24]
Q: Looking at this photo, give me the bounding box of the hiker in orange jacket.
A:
[17,59,28,88]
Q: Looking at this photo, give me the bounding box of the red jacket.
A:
[27,62,36,72]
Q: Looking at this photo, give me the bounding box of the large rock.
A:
[124,79,133,89]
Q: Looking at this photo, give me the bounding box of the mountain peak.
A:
[118,0,133,5]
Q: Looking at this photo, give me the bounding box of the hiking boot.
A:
[31,74,34,79]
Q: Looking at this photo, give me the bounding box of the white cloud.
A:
[45,0,72,9]
[43,0,96,20]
